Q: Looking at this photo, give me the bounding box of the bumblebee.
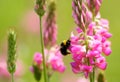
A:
[60,39,71,56]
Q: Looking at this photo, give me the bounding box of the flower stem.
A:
[90,12,96,82]
[39,16,48,82]
[84,28,95,82]
[93,67,95,81]
[11,73,14,82]
[89,68,95,82]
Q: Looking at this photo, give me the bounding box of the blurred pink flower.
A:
[43,1,57,48]
[29,66,34,73]
[43,13,57,47]
[21,10,39,34]
[31,45,66,73]
[47,45,66,73]
[0,56,24,78]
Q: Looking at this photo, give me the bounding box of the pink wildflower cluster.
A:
[31,45,65,73]
[69,0,112,78]
[46,46,65,73]
[30,0,65,76]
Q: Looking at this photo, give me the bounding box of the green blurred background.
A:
[0,0,120,82]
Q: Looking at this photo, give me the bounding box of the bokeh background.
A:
[0,0,120,82]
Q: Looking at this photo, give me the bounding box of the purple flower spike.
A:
[43,1,57,47]
[69,0,112,78]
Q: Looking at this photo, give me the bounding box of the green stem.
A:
[93,67,95,82]
[91,11,95,82]
[11,73,14,82]
[48,76,50,82]
[39,16,48,82]
[84,28,95,82]
[89,68,95,82]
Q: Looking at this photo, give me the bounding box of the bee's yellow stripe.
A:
[63,40,67,45]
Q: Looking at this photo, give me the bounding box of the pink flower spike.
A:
[33,52,43,65]
[70,0,111,78]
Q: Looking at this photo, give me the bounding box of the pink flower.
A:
[50,59,65,73]
[102,41,112,56]
[33,52,42,65]
[29,66,34,73]
[70,45,86,62]
[71,61,92,78]
[21,10,40,34]
[95,56,107,70]
[0,56,24,78]
[71,62,81,73]
[81,65,92,78]
[31,46,66,73]
[30,52,43,74]
[102,47,112,56]
[99,18,109,29]
[47,46,66,73]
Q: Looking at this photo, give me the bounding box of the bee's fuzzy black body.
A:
[60,40,71,56]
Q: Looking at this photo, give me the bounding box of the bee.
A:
[60,39,71,56]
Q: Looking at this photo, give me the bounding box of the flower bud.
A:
[97,72,106,82]
[32,65,42,81]
[35,0,46,16]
